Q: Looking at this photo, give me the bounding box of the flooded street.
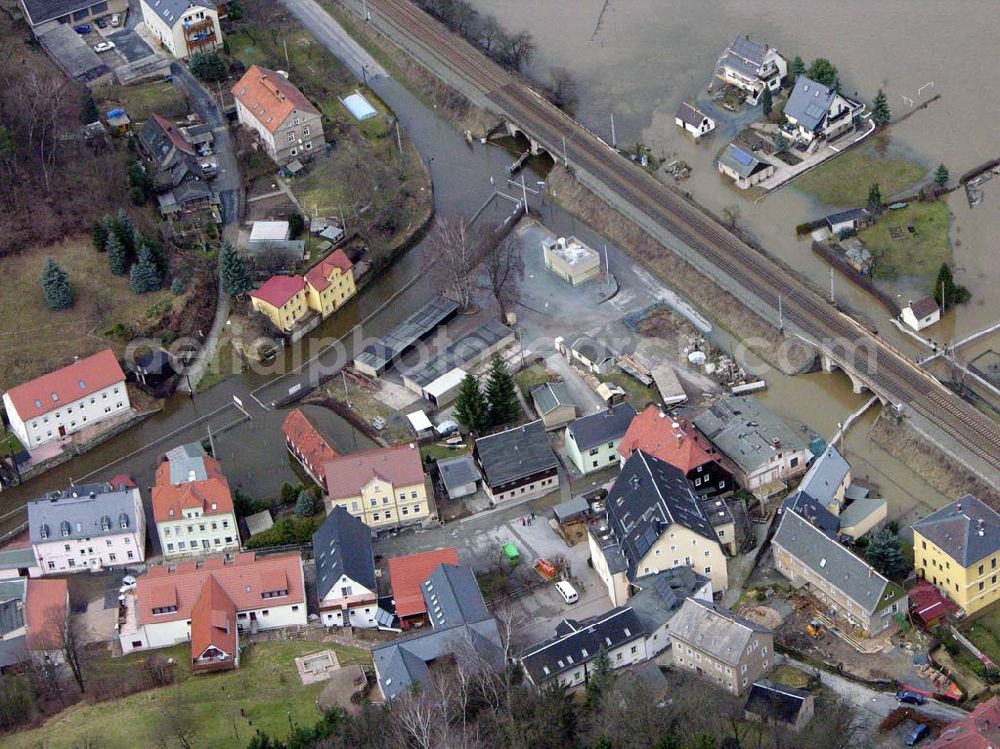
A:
[2,4,985,534]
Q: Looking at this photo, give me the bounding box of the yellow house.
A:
[250,275,309,333]
[304,250,356,317]
[912,495,1000,615]
[323,443,430,531]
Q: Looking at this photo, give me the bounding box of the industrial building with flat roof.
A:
[542,236,601,286]
[353,297,459,377]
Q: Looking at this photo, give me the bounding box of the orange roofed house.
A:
[24,578,69,667]
[926,695,1000,748]
[282,408,339,489]
[2,348,130,450]
[232,65,324,165]
[252,250,356,334]
[151,442,239,561]
[324,443,431,532]
[387,547,459,628]
[118,552,307,672]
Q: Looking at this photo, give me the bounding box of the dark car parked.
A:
[905,724,929,746]
[73,24,91,34]
[896,690,927,705]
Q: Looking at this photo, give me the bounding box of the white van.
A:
[555,581,578,604]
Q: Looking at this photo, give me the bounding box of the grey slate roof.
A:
[313,506,375,601]
[421,564,490,629]
[28,483,140,544]
[719,144,770,180]
[668,598,771,667]
[354,297,459,375]
[912,495,1000,567]
[628,568,710,636]
[568,403,637,452]
[701,494,735,529]
[399,319,513,388]
[143,0,216,27]
[744,680,812,725]
[798,445,850,504]
[553,496,590,523]
[474,420,558,488]
[606,451,719,581]
[436,455,480,495]
[373,618,502,700]
[782,491,840,537]
[784,76,838,132]
[519,606,645,685]
[531,381,574,415]
[21,0,92,25]
[676,102,710,128]
[0,579,26,639]
[693,396,807,476]
[826,207,870,226]
[0,547,39,572]
[0,635,28,670]
[908,296,940,319]
[772,510,902,615]
[569,335,615,364]
[163,442,210,484]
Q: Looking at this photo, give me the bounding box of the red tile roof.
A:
[151,114,195,156]
[618,405,721,474]
[282,409,339,487]
[387,547,459,618]
[250,275,306,309]
[927,696,1000,748]
[305,250,353,292]
[908,579,960,627]
[190,576,237,661]
[135,552,305,626]
[152,454,232,523]
[232,65,320,135]
[25,578,68,651]
[4,349,125,421]
[324,443,424,501]
[108,474,137,490]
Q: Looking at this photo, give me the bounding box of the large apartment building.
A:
[232,65,324,165]
[139,0,223,59]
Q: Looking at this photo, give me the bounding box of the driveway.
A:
[279,0,387,81]
[107,28,153,62]
[543,351,605,416]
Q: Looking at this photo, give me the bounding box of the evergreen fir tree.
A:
[865,528,907,577]
[867,183,883,216]
[871,89,891,127]
[585,648,615,709]
[295,490,315,517]
[773,133,789,154]
[760,86,772,116]
[454,373,488,433]
[806,58,838,87]
[219,242,254,297]
[934,163,950,189]
[790,55,805,83]
[831,76,842,94]
[484,354,520,427]
[106,233,128,276]
[934,263,971,307]
[80,86,99,124]
[91,219,108,252]
[130,245,162,294]
[41,259,73,310]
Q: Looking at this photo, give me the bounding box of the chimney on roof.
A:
[675,431,684,449]
[957,502,963,513]
[979,518,985,537]
[772,438,781,449]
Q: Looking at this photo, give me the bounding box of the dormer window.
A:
[119,512,130,529]
[78,380,86,390]
[101,515,111,531]
[39,524,49,539]
[50,393,59,402]
[60,521,71,538]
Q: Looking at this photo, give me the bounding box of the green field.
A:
[858,200,950,281]
[96,80,190,122]
[963,605,1000,667]
[7,641,370,749]
[601,370,658,411]
[796,135,927,207]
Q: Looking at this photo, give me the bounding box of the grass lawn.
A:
[769,663,814,689]
[514,363,555,397]
[420,440,471,462]
[95,80,189,121]
[7,641,370,749]
[0,239,175,394]
[963,606,1000,666]
[601,370,658,410]
[795,135,927,207]
[0,428,24,456]
[858,200,950,281]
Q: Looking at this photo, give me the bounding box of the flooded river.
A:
[1,7,973,536]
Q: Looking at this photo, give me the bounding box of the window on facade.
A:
[790,457,799,467]
[287,132,295,142]
[109,553,116,562]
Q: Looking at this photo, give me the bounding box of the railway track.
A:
[364,0,1000,472]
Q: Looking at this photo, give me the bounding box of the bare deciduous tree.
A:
[480,234,524,324]
[429,215,478,310]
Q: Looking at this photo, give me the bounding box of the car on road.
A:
[896,690,927,705]
[904,724,929,746]
[110,13,121,26]
[73,24,91,34]
[93,41,116,53]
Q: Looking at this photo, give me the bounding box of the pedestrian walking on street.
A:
[522,517,526,526]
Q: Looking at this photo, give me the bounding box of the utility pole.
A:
[562,134,569,167]
[604,243,610,290]
[830,267,835,303]
[342,370,351,408]
[395,120,403,159]
[362,0,370,21]
[520,173,528,214]
[283,40,290,70]
[338,202,346,233]
[940,279,946,316]
[610,113,616,148]
[778,294,784,333]
[207,421,216,457]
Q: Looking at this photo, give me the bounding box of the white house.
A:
[313,507,382,628]
[118,552,307,655]
[151,443,240,560]
[675,102,716,138]
[718,143,775,190]
[28,480,146,575]
[783,76,863,144]
[3,349,130,450]
[901,296,941,332]
[564,403,637,476]
[717,36,787,104]
[139,0,222,60]
[232,65,325,165]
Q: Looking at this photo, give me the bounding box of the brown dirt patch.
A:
[738,605,784,630]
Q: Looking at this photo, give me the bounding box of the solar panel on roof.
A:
[731,147,754,166]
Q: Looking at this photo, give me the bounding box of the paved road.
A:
[281,0,388,81]
[783,656,968,724]
[169,62,240,391]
